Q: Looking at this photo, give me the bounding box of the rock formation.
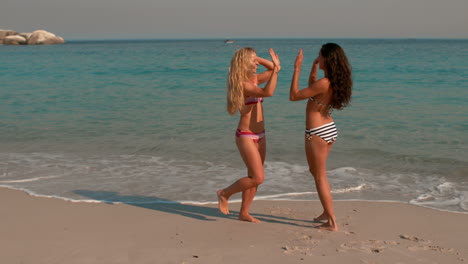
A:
[3,35,27,45]
[0,30,18,44]
[0,29,65,45]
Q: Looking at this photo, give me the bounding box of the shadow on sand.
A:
[74,190,313,227]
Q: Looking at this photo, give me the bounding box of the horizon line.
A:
[62,36,468,41]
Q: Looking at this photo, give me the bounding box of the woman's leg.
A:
[239,137,266,222]
[305,135,337,231]
[217,137,265,222]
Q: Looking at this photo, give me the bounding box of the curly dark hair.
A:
[320,43,353,110]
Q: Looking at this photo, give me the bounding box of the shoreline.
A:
[1,185,467,215]
[1,186,467,263]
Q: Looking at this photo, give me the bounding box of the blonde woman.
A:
[217,47,280,223]
[289,43,352,231]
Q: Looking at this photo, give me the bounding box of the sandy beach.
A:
[1,187,467,264]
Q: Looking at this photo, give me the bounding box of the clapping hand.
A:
[269,48,281,73]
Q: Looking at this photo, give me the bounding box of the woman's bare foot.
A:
[317,221,338,231]
[217,190,229,214]
[313,212,328,222]
[238,214,261,223]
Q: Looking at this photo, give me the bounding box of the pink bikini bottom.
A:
[235,129,265,143]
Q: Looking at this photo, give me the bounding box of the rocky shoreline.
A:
[0,29,65,45]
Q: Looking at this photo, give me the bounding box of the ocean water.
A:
[1,38,467,213]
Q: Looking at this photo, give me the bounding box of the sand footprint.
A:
[282,232,320,256]
[399,234,430,243]
[281,245,315,256]
[400,234,464,262]
[339,240,398,254]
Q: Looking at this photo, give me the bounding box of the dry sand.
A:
[1,187,467,264]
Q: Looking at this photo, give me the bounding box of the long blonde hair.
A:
[227,47,255,115]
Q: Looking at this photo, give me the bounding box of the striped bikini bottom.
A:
[305,122,338,143]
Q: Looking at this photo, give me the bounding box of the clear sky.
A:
[2,0,467,39]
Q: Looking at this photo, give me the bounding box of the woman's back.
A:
[305,79,334,129]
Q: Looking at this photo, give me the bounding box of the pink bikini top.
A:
[245,97,264,105]
[245,79,263,105]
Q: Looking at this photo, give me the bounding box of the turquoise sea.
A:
[1,39,467,212]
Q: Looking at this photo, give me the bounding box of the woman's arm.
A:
[290,50,327,101]
[289,49,303,101]
[244,48,280,97]
[308,57,319,86]
[256,55,275,84]
[258,56,274,70]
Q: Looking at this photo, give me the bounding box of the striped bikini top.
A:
[245,97,264,105]
[309,96,332,112]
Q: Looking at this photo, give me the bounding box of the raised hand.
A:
[294,49,303,71]
[313,56,319,66]
[269,48,281,72]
